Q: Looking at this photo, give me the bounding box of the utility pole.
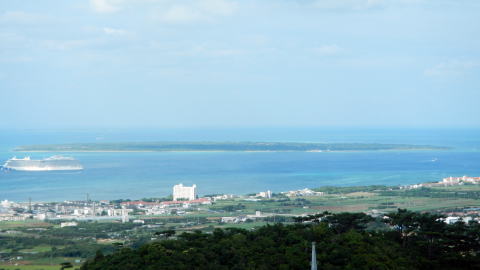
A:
[28,197,32,213]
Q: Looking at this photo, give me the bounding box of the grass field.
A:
[202,185,480,215]
[0,265,60,270]
[0,256,84,270]
[0,221,52,230]
[19,245,54,254]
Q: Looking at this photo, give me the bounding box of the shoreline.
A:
[8,179,479,204]
[15,148,446,153]
[13,142,450,153]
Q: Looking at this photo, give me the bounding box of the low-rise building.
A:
[61,221,78,227]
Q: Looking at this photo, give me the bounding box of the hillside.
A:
[80,210,480,270]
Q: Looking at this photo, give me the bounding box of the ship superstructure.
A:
[2,156,83,171]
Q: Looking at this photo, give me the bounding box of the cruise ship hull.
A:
[2,156,83,171]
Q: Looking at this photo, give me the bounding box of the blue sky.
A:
[1,0,479,129]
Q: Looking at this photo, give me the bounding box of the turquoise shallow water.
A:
[1,128,479,202]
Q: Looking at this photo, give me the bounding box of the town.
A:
[401,175,480,189]
[2,177,480,225]
[2,178,480,269]
[0,183,324,224]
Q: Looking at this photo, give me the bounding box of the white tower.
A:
[121,206,129,223]
[311,242,317,270]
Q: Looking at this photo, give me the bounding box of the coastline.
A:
[15,149,443,153]
[13,142,451,153]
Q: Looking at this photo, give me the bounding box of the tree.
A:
[384,208,418,247]
[324,212,374,233]
[293,211,330,223]
[154,230,176,238]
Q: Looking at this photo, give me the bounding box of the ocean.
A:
[1,128,479,202]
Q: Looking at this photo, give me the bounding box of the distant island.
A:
[15,142,450,152]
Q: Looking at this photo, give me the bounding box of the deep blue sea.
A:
[1,128,479,202]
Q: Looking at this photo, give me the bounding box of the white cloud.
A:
[311,0,423,10]
[0,55,33,63]
[42,39,101,50]
[159,5,206,23]
[313,0,387,10]
[0,32,30,50]
[312,45,344,55]
[424,60,480,77]
[0,11,46,24]
[103,27,127,36]
[155,43,245,58]
[90,0,123,13]
[208,48,244,57]
[199,0,237,16]
[154,0,238,24]
[89,0,238,21]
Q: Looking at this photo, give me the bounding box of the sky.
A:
[1,0,479,129]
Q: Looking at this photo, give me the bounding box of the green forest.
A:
[80,209,480,270]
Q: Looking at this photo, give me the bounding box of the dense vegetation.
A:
[16,142,448,152]
[81,209,480,270]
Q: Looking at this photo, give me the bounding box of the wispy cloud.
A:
[154,0,238,24]
[311,0,424,10]
[0,32,30,50]
[312,0,387,10]
[103,27,128,36]
[90,0,123,13]
[158,5,206,23]
[0,11,47,24]
[312,45,344,56]
[147,40,247,58]
[89,0,238,23]
[206,48,244,57]
[0,55,33,63]
[424,60,480,77]
[41,39,102,50]
[199,0,237,16]
[167,45,245,57]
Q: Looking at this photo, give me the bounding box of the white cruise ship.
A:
[2,156,83,171]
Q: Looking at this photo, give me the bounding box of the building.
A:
[121,206,130,223]
[173,183,197,201]
[256,190,272,199]
[282,188,324,197]
[221,216,249,223]
[61,221,78,228]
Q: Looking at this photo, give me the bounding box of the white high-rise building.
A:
[257,190,272,199]
[121,206,129,223]
[173,184,197,201]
